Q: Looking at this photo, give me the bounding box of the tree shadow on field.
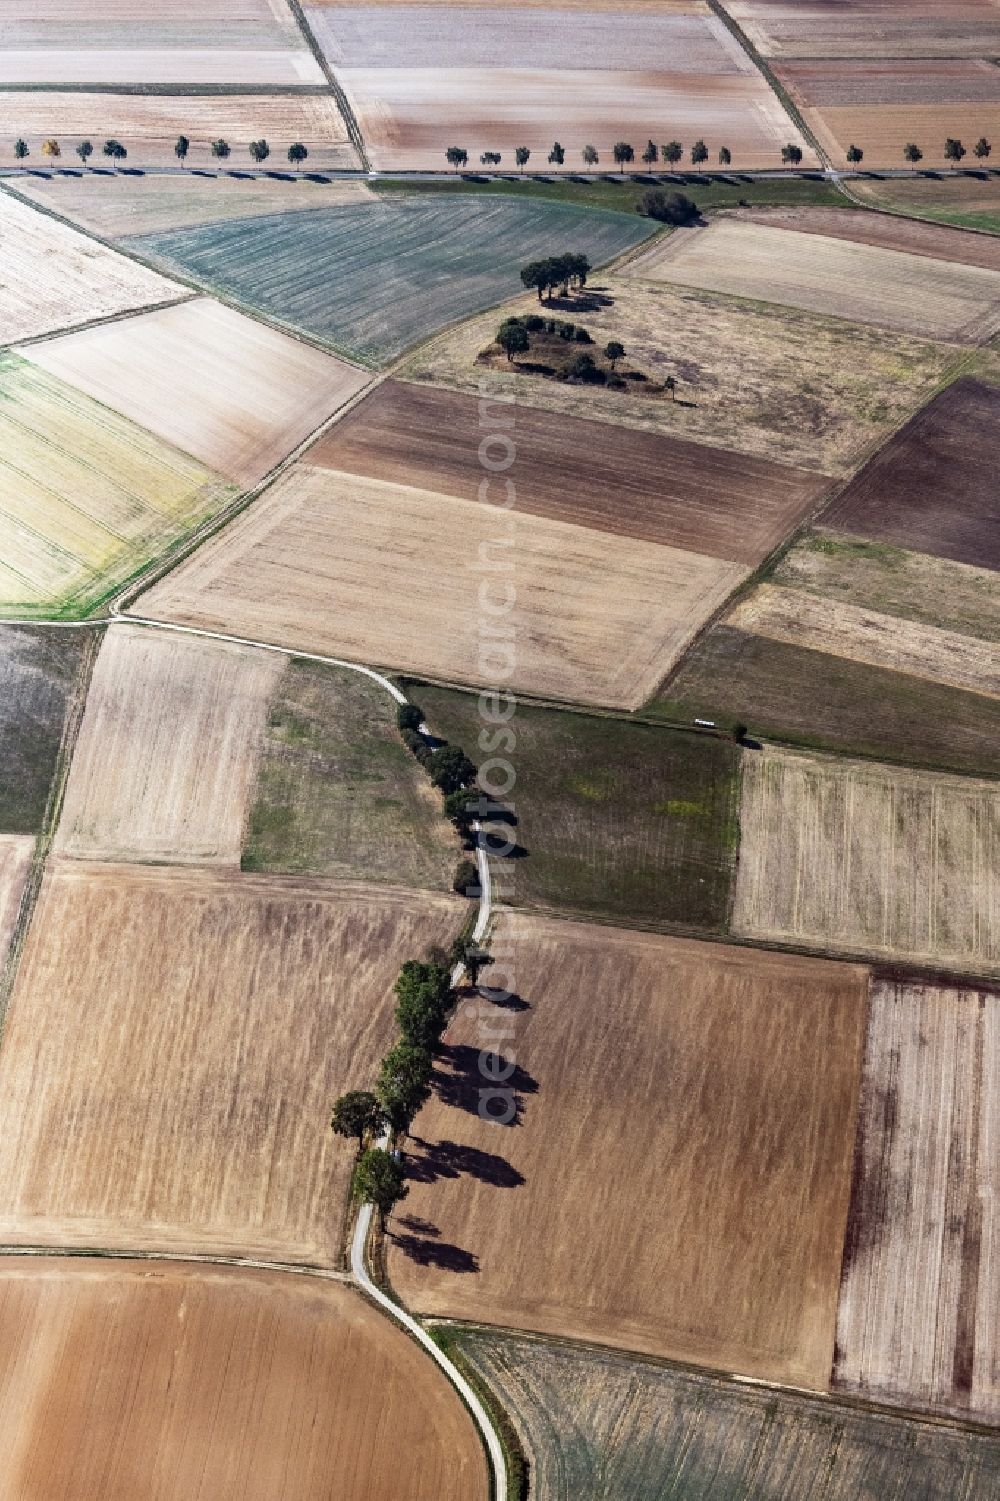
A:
[391,1226,479,1272]
[406,1136,525,1189]
[543,290,614,314]
[432,1042,538,1126]
[475,985,530,1013]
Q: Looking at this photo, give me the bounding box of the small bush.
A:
[546,319,556,334]
[524,313,545,332]
[567,352,605,384]
[396,703,423,733]
[607,375,626,390]
[401,728,431,765]
[558,321,575,340]
[638,189,698,225]
[453,857,479,896]
[573,326,593,343]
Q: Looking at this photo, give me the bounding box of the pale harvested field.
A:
[728,584,1000,699]
[339,69,815,171]
[836,978,1000,1423]
[734,747,1000,974]
[311,0,708,7]
[0,1259,485,1501]
[0,90,353,170]
[390,914,867,1386]
[0,836,33,964]
[17,173,373,238]
[0,353,235,619]
[56,624,282,866]
[310,7,753,69]
[628,218,1000,342]
[0,863,462,1261]
[727,1,1000,59]
[0,189,184,345]
[23,298,369,487]
[0,0,322,85]
[404,276,952,473]
[773,531,1000,641]
[736,204,1000,273]
[804,104,1000,171]
[138,465,745,709]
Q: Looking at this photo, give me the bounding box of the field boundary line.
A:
[282,0,371,171]
[708,0,830,169]
[4,290,199,354]
[0,1244,351,1280]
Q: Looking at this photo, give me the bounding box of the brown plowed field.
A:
[733,746,1000,974]
[727,1,1000,60]
[778,57,1000,109]
[55,624,282,866]
[629,219,1000,342]
[821,377,1000,570]
[0,862,462,1261]
[736,205,1000,272]
[339,68,815,171]
[389,912,868,1388]
[138,464,746,709]
[24,298,369,488]
[312,381,825,562]
[0,1258,486,1500]
[835,977,1000,1424]
[804,104,1000,170]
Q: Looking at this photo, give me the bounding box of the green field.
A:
[128,195,654,364]
[412,685,740,931]
[455,1329,1000,1500]
[652,629,1000,778]
[242,659,459,889]
[0,626,94,833]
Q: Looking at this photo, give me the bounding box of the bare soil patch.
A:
[836,977,1000,1423]
[389,913,868,1388]
[727,1,1000,60]
[733,746,1000,974]
[0,626,92,832]
[138,464,746,709]
[313,380,824,563]
[821,376,1000,570]
[24,297,369,488]
[628,218,1000,342]
[55,623,282,866]
[0,1258,485,1500]
[778,57,1000,109]
[0,862,462,1261]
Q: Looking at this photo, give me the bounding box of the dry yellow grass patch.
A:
[0,862,462,1261]
[402,277,951,475]
[17,173,373,238]
[734,746,1000,974]
[0,835,32,961]
[629,219,1000,342]
[836,977,1000,1423]
[23,298,369,487]
[138,464,745,709]
[0,189,185,344]
[728,584,1000,699]
[0,1258,486,1500]
[55,624,282,865]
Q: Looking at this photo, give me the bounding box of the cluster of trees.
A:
[519,251,591,301]
[396,701,480,876]
[446,139,755,173]
[495,311,594,361]
[638,189,699,225]
[12,135,310,167]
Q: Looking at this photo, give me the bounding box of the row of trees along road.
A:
[447,140,804,172]
[11,136,310,166]
[330,700,491,1232]
[832,139,991,167]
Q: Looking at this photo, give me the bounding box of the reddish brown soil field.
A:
[778,57,1000,108]
[311,380,825,563]
[389,913,868,1388]
[0,1258,486,1500]
[821,377,1000,569]
[737,205,1000,272]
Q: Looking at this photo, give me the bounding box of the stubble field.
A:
[17,173,374,239]
[244,656,459,888]
[403,276,953,473]
[0,189,184,345]
[314,380,826,560]
[55,624,282,866]
[836,977,1000,1424]
[821,377,1000,569]
[24,297,369,487]
[456,1328,1000,1499]
[414,683,740,929]
[390,913,868,1387]
[0,353,236,619]
[138,464,746,709]
[733,746,1000,974]
[0,625,92,831]
[628,218,1000,341]
[130,195,653,364]
[0,862,462,1261]
[735,203,1000,271]
[0,1259,485,1500]
[0,0,323,84]
[0,90,354,169]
